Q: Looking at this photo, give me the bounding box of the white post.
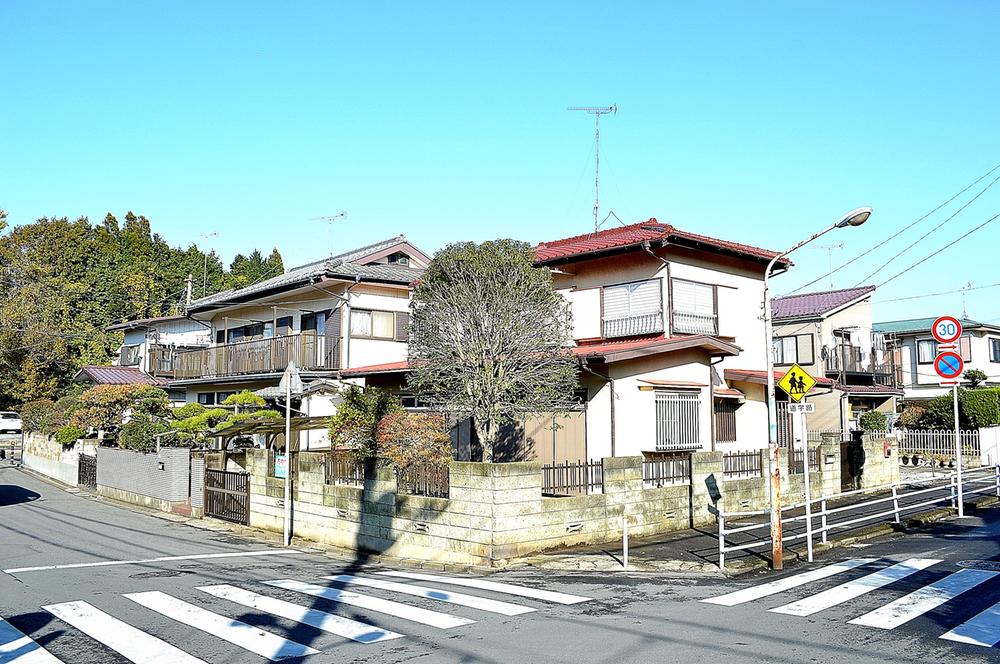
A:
[800,411,813,563]
[954,384,964,517]
[622,517,629,570]
[891,485,900,524]
[820,499,828,544]
[995,465,999,498]
[283,377,292,546]
[718,512,726,570]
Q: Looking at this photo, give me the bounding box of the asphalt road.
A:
[3,464,1000,663]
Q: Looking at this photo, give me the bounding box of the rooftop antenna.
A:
[962,281,972,318]
[311,211,347,255]
[816,242,844,289]
[568,105,617,235]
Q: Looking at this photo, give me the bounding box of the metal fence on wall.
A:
[896,429,980,458]
[542,459,604,496]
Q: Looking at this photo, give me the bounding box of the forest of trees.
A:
[0,210,284,409]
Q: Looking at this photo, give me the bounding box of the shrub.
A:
[960,387,1000,428]
[118,415,169,452]
[897,405,926,428]
[130,385,170,417]
[917,393,973,429]
[54,424,84,445]
[965,369,989,388]
[172,402,206,420]
[221,390,266,408]
[71,384,167,432]
[858,410,887,431]
[328,386,402,459]
[377,412,453,472]
[20,399,56,433]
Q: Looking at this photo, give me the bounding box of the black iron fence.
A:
[542,459,604,496]
[204,469,249,525]
[642,454,691,487]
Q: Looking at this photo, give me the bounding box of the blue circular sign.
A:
[934,352,964,380]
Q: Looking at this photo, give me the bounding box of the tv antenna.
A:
[568,105,617,235]
[816,242,844,289]
[310,211,347,255]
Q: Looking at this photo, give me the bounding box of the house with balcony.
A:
[170,235,429,416]
[107,315,212,379]
[873,316,1000,402]
[771,286,902,434]
[524,218,800,462]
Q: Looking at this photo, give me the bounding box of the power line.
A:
[874,282,1000,304]
[877,211,1000,288]
[854,170,1000,286]
[782,161,1000,296]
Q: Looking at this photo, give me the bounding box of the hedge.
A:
[961,387,1000,428]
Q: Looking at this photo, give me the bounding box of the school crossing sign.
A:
[777,363,817,403]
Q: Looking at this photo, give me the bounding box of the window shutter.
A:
[325,308,342,369]
[960,335,972,361]
[673,280,713,315]
[628,280,660,315]
[797,335,815,365]
[395,311,410,342]
[602,285,630,319]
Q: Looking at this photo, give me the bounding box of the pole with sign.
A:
[788,401,816,561]
[932,316,964,518]
[776,363,818,565]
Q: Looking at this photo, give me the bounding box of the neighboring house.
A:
[526,218,804,462]
[874,317,1000,402]
[73,365,168,389]
[171,235,429,412]
[771,286,902,435]
[106,315,212,379]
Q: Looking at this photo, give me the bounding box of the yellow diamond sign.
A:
[777,363,816,403]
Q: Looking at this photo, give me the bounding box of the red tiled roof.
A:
[715,387,745,399]
[573,334,741,360]
[340,361,411,377]
[535,219,786,266]
[772,286,876,320]
[74,366,166,386]
[724,368,836,387]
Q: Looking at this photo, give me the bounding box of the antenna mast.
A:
[816,243,844,289]
[568,105,617,235]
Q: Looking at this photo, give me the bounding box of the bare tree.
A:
[407,240,578,462]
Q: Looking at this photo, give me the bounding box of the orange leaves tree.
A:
[376,411,453,473]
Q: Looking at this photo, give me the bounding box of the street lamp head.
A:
[835,207,872,228]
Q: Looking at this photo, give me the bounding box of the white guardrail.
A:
[717,464,1000,569]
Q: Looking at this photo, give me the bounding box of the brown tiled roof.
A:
[74,366,166,386]
[535,219,786,266]
[772,286,876,320]
[339,361,411,377]
[724,368,836,388]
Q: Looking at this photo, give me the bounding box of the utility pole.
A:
[185,274,193,306]
[568,105,617,235]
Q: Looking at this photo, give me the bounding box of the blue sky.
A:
[2,2,999,322]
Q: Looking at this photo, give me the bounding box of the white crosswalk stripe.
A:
[940,599,1000,647]
[124,591,319,661]
[701,559,877,607]
[850,569,998,630]
[771,558,942,617]
[42,600,205,664]
[0,617,63,664]
[322,575,536,616]
[197,584,404,644]
[264,579,476,629]
[375,571,593,605]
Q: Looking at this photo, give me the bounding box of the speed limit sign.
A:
[931,316,962,344]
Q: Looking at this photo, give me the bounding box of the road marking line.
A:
[322,575,535,616]
[42,600,204,664]
[0,618,63,664]
[4,549,302,574]
[197,585,404,644]
[850,569,998,629]
[264,579,474,629]
[124,591,318,661]
[701,559,877,607]
[375,571,593,605]
[771,558,942,617]
[940,598,1000,647]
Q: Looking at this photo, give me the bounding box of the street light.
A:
[762,206,872,570]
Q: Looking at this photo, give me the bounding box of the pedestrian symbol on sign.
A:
[777,363,817,403]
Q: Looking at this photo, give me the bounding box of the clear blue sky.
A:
[2,2,999,322]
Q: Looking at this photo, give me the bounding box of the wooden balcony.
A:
[171,333,339,380]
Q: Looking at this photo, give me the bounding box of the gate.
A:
[78,454,97,489]
[204,469,250,525]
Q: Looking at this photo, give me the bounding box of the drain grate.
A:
[957,560,1000,571]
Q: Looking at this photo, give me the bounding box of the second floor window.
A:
[601,280,663,338]
[671,279,718,335]
[351,309,395,339]
[918,335,972,364]
[773,334,814,366]
[119,344,141,366]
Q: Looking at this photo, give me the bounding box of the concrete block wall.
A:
[96,447,192,513]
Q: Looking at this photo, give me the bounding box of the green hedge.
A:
[858,410,887,431]
[961,387,1000,428]
[54,425,84,445]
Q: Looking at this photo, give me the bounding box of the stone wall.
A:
[22,432,78,486]
[859,434,899,489]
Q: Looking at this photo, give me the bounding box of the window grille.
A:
[655,391,700,451]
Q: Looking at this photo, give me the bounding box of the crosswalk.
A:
[0,570,593,663]
[702,557,1000,648]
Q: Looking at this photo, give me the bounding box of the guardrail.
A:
[717,464,1000,569]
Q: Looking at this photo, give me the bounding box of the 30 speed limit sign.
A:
[931,316,962,344]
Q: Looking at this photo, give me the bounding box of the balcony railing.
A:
[172,333,337,380]
[672,311,718,335]
[602,311,664,338]
[825,344,891,376]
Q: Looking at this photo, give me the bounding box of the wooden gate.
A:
[78,454,97,489]
[204,469,250,525]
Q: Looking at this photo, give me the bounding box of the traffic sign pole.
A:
[954,384,964,517]
[931,316,965,518]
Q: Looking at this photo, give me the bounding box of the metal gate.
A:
[78,454,97,489]
[204,469,250,525]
